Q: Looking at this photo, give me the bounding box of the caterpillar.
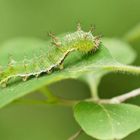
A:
[0,24,101,87]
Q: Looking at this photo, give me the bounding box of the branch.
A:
[99,88,140,104]
[38,87,78,106]
[103,64,140,75]
[13,98,78,107]
[85,74,100,100]
[68,129,82,140]
[111,88,140,103]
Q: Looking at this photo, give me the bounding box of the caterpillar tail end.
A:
[1,82,7,88]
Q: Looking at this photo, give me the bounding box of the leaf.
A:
[79,38,137,97]
[0,37,113,108]
[0,37,139,109]
[124,23,140,43]
[102,38,136,64]
[74,102,140,140]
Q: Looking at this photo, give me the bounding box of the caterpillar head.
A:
[65,24,101,53]
[74,31,101,53]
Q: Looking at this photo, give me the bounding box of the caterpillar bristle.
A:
[95,34,103,40]
[48,32,58,41]
[89,24,95,33]
[84,34,88,40]
[51,41,61,47]
[48,32,62,47]
[95,36,101,49]
[8,54,16,67]
[23,61,28,73]
[77,22,82,31]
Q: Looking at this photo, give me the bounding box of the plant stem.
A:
[14,87,140,106]
[55,97,78,106]
[14,98,78,106]
[39,87,58,103]
[104,64,140,75]
[14,86,78,106]
[85,74,101,100]
[88,77,99,100]
[110,88,140,103]
[99,88,140,104]
[38,87,78,106]
[68,129,82,140]
[13,99,47,105]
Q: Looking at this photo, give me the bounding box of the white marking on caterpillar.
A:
[0,24,101,87]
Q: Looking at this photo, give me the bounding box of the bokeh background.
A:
[0,0,140,140]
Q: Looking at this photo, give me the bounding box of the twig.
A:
[13,98,78,107]
[111,88,140,103]
[13,88,140,107]
[99,88,140,104]
[39,87,78,106]
[86,74,100,100]
[68,129,82,140]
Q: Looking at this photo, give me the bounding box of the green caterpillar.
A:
[0,24,101,87]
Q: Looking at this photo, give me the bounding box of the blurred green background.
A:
[0,0,140,140]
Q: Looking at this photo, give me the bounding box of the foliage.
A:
[0,24,140,140]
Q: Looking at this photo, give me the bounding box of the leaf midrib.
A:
[98,104,114,138]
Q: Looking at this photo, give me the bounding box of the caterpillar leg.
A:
[47,69,52,74]
[58,64,64,70]
[35,74,40,78]
[1,82,7,88]
[22,76,29,81]
[0,78,9,87]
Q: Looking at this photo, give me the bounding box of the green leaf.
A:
[124,23,140,43]
[74,102,140,140]
[102,38,136,64]
[80,38,137,98]
[0,37,139,109]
